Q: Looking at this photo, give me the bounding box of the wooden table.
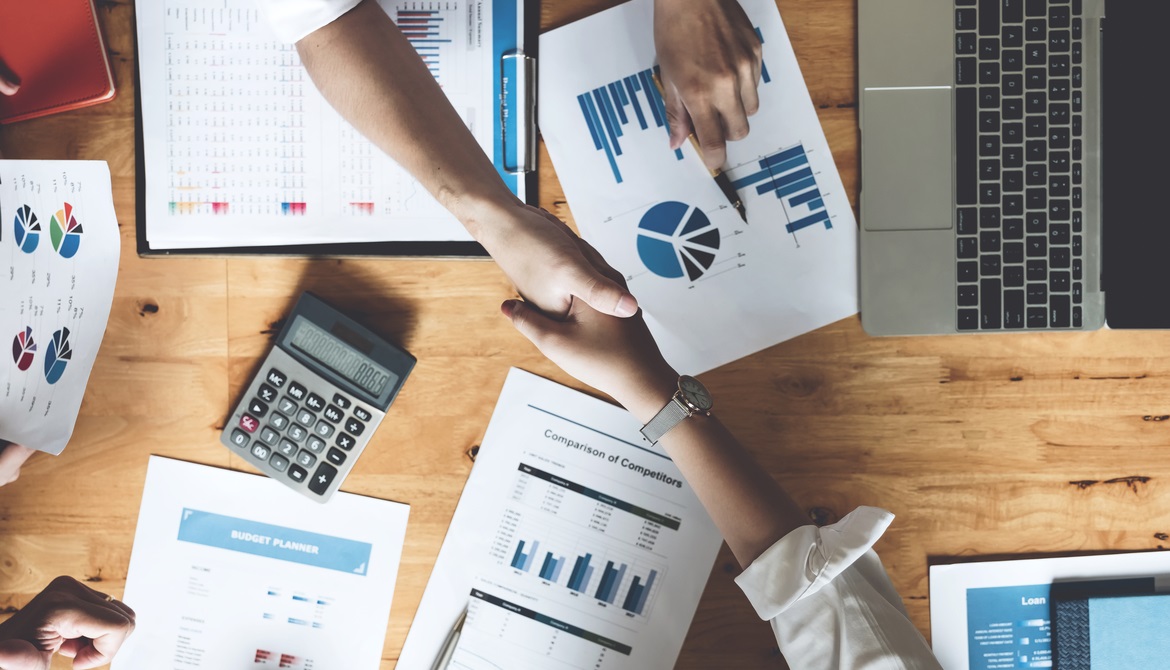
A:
[4,1,1169,667]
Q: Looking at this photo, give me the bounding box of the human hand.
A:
[502,295,678,421]
[654,0,763,170]
[0,442,37,487]
[476,203,638,320]
[0,59,19,96]
[0,577,136,670]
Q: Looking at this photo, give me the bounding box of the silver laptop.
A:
[859,0,1170,335]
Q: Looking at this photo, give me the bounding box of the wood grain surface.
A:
[3,1,1169,668]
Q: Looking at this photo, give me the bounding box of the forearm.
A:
[295,0,517,238]
[615,374,809,569]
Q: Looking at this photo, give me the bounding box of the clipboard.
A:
[134,0,539,258]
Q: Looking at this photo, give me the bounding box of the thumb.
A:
[662,83,693,151]
[501,300,566,349]
[0,638,48,669]
[566,266,638,318]
[45,600,133,652]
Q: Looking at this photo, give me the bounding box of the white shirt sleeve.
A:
[734,506,943,669]
[253,0,365,43]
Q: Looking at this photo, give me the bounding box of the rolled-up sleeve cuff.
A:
[734,506,895,621]
[254,0,365,43]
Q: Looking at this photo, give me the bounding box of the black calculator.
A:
[220,292,415,502]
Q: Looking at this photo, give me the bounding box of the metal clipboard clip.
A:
[500,51,536,175]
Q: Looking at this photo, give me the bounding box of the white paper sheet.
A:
[135,0,518,249]
[0,160,119,455]
[398,368,723,670]
[538,0,858,373]
[929,552,1170,670]
[113,456,410,670]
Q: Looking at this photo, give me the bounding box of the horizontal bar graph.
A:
[396,6,450,82]
[728,143,832,234]
[577,66,683,184]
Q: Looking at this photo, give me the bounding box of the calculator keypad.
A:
[221,354,387,504]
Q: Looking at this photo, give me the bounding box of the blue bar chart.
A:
[728,143,833,234]
[577,67,684,184]
[509,539,540,572]
[620,569,658,616]
[577,29,771,184]
[507,535,664,617]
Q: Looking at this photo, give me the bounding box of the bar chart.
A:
[508,533,665,618]
[487,461,677,619]
[394,2,463,86]
[727,143,833,234]
[577,66,683,184]
[576,28,771,185]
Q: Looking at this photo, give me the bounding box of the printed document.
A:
[539,0,858,373]
[930,551,1170,669]
[136,0,525,249]
[113,457,410,669]
[0,160,119,455]
[398,368,723,670]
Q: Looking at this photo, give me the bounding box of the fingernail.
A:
[615,295,638,317]
[500,300,518,317]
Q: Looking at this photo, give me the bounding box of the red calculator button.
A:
[239,414,260,433]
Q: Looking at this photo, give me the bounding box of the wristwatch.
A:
[640,375,713,444]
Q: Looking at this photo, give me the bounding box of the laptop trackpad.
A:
[861,87,953,231]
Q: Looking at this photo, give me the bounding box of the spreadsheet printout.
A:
[137,0,523,249]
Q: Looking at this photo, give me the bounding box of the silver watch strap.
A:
[640,395,690,444]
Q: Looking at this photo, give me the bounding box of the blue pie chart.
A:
[44,327,72,385]
[14,205,40,254]
[636,201,721,280]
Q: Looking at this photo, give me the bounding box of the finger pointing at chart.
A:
[654,0,763,170]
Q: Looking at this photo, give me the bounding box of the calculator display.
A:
[288,318,398,396]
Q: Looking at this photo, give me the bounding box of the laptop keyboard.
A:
[954,0,1085,330]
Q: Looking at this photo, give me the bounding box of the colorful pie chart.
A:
[14,205,40,254]
[11,327,36,372]
[50,203,83,258]
[44,327,72,384]
[636,201,721,281]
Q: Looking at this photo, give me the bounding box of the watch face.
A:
[678,376,713,411]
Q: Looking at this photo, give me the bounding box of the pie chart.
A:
[50,203,83,258]
[11,327,36,372]
[14,205,40,254]
[44,327,72,384]
[636,201,721,281]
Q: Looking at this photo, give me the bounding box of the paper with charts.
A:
[113,456,410,670]
[398,368,723,670]
[930,551,1170,670]
[539,0,858,373]
[135,0,524,249]
[0,160,119,455]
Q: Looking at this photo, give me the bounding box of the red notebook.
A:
[0,0,116,124]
